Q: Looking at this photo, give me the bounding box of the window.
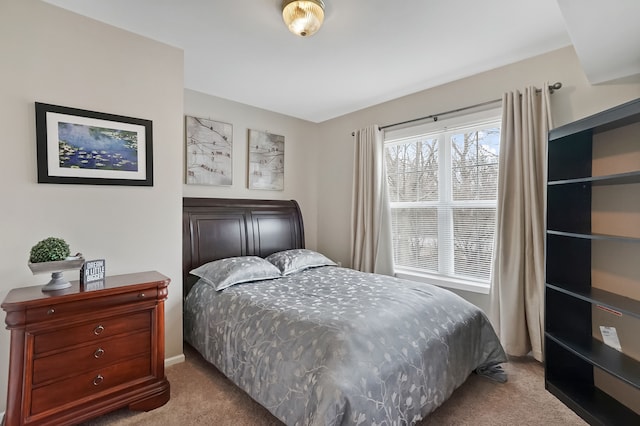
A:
[384,110,501,293]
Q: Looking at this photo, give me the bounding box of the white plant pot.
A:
[28,258,85,292]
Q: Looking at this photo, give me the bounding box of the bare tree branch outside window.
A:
[385,122,500,282]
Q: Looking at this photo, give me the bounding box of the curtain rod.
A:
[352,82,562,135]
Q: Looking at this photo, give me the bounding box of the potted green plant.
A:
[27,237,83,291]
[29,237,70,263]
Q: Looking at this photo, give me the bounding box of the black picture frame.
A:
[35,102,153,186]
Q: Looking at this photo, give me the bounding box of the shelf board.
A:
[549,98,640,140]
[549,170,640,186]
[546,333,640,390]
[547,230,640,243]
[546,284,640,319]
[546,379,640,425]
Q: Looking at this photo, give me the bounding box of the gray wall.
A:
[183,89,321,249]
[0,0,184,413]
[314,46,640,311]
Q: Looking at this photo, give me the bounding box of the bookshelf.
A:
[545,98,640,425]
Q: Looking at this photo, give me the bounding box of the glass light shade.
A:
[282,0,325,37]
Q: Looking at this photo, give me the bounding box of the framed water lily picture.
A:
[35,102,153,186]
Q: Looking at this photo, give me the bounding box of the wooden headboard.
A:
[182,197,305,296]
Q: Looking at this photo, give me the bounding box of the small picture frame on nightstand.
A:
[80,259,105,290]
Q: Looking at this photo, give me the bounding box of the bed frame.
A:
[182,197,305,297]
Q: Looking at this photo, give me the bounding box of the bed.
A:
[182,197,507,425]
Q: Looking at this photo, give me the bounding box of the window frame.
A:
[384,107,502,294]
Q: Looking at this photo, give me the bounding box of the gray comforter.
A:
[184,266,507,425]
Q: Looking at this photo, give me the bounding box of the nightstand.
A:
[2,271,170,426]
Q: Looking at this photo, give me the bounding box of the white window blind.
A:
[384,110,501,288]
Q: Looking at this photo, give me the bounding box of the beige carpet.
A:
[82,345,586,426]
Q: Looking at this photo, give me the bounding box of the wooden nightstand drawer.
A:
[33,310,150,354]
[31,355,151,415]
[26,288,157,323]
[33,330,151,385]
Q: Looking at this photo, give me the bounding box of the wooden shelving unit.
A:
[545,98,640,425]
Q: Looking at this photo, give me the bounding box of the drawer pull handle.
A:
[93,374,104,386]
[93,325,105,335]
[138,293,145,298]
[47,308,55,315]
[94,348,105,358]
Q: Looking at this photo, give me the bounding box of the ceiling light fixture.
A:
[281,0,325,37]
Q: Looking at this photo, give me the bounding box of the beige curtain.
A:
[350,125,394,275]
[490,85,552,362]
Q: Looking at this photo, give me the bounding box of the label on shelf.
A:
[599,326,622,351]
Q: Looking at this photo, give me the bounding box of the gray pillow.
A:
[190,256,282,291]
[266,249,337,276]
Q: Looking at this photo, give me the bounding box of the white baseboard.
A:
[165,353,185,367]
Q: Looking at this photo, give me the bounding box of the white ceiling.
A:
[42,0,639,123]
[556,0,640,85]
